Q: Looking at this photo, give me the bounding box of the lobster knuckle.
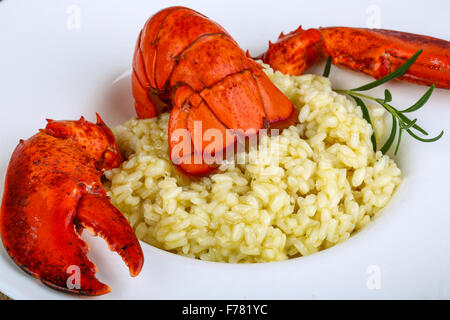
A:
[263,27,323,76]
[0,117,143,296]
[264,25,450,89]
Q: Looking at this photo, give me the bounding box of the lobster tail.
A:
[133,7,296,175]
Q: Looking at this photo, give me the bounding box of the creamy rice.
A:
[104,65,401,263]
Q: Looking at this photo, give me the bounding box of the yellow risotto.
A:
[104,65,401,263]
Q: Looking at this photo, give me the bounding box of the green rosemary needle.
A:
[324,49,444,155]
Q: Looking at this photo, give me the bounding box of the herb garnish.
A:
[324,49,443,155]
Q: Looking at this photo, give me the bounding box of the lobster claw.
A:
[0,116,144,295]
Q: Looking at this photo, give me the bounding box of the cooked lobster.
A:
[0,115,144,295]
[132,6,297,175]
[262,26,450,89]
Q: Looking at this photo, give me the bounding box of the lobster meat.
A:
[132,6,297,175]
[0,115,144,295]
[262,26,450,89]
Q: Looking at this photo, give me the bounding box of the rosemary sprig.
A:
[322,56,332,77]
[349,94,377,151]
[324,49,443,155]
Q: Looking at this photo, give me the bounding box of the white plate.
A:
[0,0,449,300]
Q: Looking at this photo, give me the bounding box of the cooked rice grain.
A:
[104,65,401,263]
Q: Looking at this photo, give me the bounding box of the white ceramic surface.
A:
[0,0,449,300]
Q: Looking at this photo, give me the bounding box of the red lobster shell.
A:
[0,115,144,295]
[132,6,297,175]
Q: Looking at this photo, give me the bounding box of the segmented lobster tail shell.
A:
[132,6,297,175]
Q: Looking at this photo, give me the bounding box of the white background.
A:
[0,0,449,299]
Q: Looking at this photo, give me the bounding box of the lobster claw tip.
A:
[2,191,143,296]
[75,193,144,283]
[95,113,103,124]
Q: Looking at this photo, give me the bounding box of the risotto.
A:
[104,65,401,263]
